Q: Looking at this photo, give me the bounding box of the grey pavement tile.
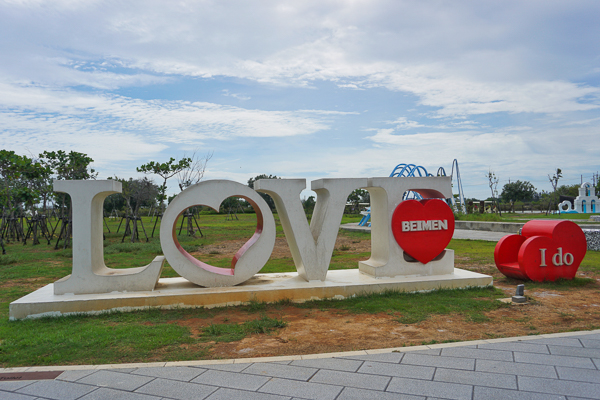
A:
[581,339,600,349]
[440,347,513,361]
[434,367,517,389]
[131,366,206,382]
[549,344,600,358]
[101,368,137,373]
[56,369,96,382]
[426,398,457,400]
[514,352,597,369]
[343,352,404,364]
[401,353,475,371]
[568,333,600,341]
[135,378,217,400]
[518,376,600,399]
[526,338,584,347]
[358,361,435,380]
[78,387,162,400]
[401,349,441,356]
[337,387,425,399]
[556,366,600,383]
[206,387,291,400]
[77,370,155,391]
[0,380,35,392]
[569,397,600,400]
[594,358,600,369]
[16,380,96,400]
[0,391,39,400]
[473,386,566,400]
[309,369,391,390]
[290,358,363,372]
[259,377,342,400]
[242,363,317,381]
[199,363,251,373]
[191,369,270,391]
[475,359,558,379]
[386,377,473,400]
[477,342,550,354]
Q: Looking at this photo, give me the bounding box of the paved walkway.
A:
[1,330,599,400]
[451,229,507,241]
[342,223,508,242]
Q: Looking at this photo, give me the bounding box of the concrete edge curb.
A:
[3,329,599,373]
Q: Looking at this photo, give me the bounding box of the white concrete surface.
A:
[53,180,164,295]
[9,268,492,320]
[256,178,368,281]
[359,177,455,278]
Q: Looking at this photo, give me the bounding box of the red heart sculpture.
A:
[391,199,455,264]
[494,220,587,281]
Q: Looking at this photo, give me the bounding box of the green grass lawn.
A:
[0,211,598,367]
[456,211,600,224]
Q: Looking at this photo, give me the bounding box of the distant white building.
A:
[574,182,598,213]
[558,182,598,213]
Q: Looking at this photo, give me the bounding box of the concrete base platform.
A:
[10,268,493,320]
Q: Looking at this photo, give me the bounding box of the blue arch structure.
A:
[388,160,466,212]
[389,164,433,201]
[359,160,468,226]
[389,163,432,178]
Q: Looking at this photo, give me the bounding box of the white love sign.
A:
[53,177,453,294]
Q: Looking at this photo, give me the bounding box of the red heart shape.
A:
[495,220,587,281]
[391,199,455,264]
[494,234,528,280]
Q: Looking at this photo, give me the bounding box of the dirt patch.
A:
[168,279,600,360]
[193,235,370,260]
[172,238,600,360]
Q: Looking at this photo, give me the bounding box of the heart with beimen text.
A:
[391,199,455,264]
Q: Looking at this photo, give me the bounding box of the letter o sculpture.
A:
[558,200,573,212]
[160,180,276,287]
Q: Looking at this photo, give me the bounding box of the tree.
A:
[39,150,97,180]
[177,150,213,191]
[0,150,28,214]
[39,150,98,215]
[248,174,279,210]
[302,196,316,215]
[500,180,537,203]
[137,157,192,211]
[547,168,562,215]
[556,184,580,197]
[486,169,501,215]
[346,189,370,213]
[113,177,159,216]
[0,151,50,215]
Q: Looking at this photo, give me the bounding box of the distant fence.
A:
[469,201,550,214]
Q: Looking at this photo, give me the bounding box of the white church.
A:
[559,182,598,213]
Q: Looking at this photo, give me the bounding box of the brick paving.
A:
[1,330,599,400]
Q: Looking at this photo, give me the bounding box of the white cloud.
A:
[0,83,329,143]
[2,1,599,118]
[1,0,599,198]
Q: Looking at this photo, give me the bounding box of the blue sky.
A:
[1,0,599,200]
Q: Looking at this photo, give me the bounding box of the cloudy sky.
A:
[1,0,599,200]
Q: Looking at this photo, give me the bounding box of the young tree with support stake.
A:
[0,151,49,246]
[38,150,98,249]
[137,157,192,213]
[486,169,501,215]
[177,151,213,191]
[547,168,562,215]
